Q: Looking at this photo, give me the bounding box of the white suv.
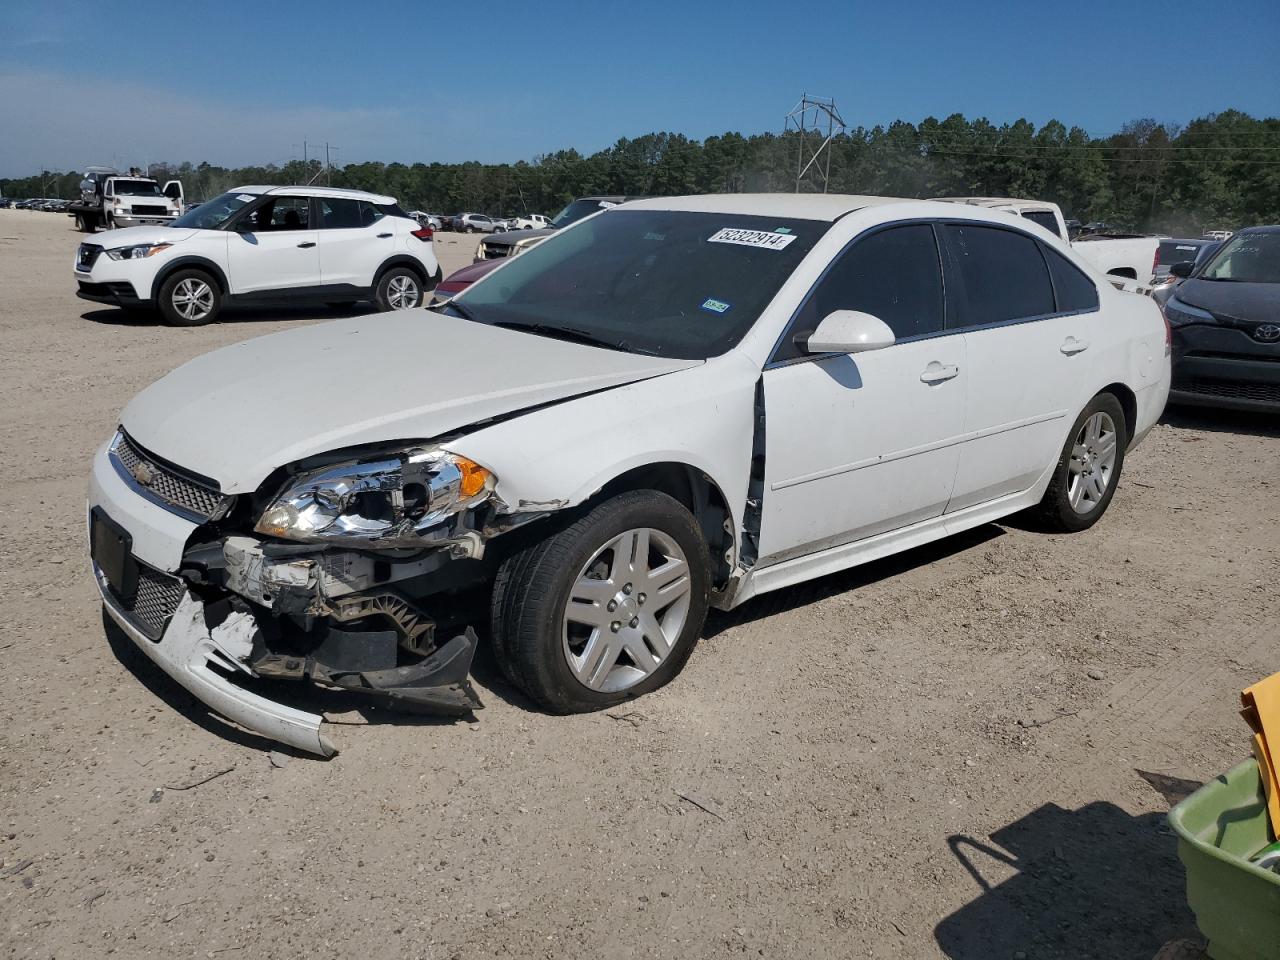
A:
[74,186,440,325]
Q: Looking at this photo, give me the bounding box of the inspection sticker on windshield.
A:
[707,228,797,251]
[236,194,255,202]
[701,298,731,314]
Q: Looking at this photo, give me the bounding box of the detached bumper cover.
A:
[97,573,338,756]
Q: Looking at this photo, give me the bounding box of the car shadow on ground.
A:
[80,302,376,327]
[102,609,469,760]
[1162,405,1280,439]
[703,523,1004,639]
[934,798,1203,959]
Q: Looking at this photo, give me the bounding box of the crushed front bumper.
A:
[89,437,485,756]
[97,572,339,756]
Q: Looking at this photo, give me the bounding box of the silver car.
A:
[455,213,497,234]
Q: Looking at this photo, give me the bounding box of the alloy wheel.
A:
[172,278,214,322]
[387,275,420,310]
[562,527,692,693]
[1067,411,1118,514]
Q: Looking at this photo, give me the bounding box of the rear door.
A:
[227,195,320,294]
[942,222,1101,511]
[757,222,967,564]
[316,197,396,288]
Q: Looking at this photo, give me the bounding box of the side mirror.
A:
[806,310,896,355]
[1169,261,1194,279]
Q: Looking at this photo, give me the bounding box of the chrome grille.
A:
[109,563,186,640]
[480,240,509,259]
[110,432,233,522]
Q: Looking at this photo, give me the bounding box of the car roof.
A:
[933,196,1058,213]
[621,193,1020,223]
[229,184,398,205]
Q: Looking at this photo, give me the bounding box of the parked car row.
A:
[9,198,73,211]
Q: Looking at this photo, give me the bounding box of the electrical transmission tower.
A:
[785,94,846,193]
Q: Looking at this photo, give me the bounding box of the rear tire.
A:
[157,269,221,326]
[374,267,424,311]
[1034,393,1127,532]
[490,491,710,713]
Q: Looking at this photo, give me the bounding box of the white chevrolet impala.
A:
[87,194,1171,754]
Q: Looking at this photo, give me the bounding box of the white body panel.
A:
[317,220,396,287]
[227,228,320,292]
[757,334,967,564]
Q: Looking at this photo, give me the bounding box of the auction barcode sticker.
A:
[707,228,797,251]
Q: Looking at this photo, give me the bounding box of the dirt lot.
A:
[1,208,1277,959]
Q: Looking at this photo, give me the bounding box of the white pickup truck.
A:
[935,197,1159,284]
[68,167,185,232]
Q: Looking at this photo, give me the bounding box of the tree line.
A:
[4,110,1277,234]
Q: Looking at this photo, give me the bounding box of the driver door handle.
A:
[377,232,393,238]
[296,241,316,248]
[920,361,960,384]
[1060,336,1090,355]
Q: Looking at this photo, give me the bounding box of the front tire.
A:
[374,268,424,311]
[157,269,221,326]
[491,491,711,713]
[1034,393,1127,532]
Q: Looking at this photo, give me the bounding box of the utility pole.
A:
[784,94,846,193]
[325,142,331,186]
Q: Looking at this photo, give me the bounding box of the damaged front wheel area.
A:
[490,490,711,713]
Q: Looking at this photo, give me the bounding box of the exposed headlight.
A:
[1164,296,1215,327]
[475,241,485,260]
[254,448,495,547]
[106,242,173,260]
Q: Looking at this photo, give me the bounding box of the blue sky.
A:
[2,0,1277,176]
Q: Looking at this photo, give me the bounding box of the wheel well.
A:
[1106,267,1137,280]
[152,259,228,299]
[595,463,735,588]
[1099,382,1137,444]
[374,256,431,290]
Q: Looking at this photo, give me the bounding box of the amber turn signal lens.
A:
[456,457,491,498]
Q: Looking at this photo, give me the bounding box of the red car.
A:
[432,257,503,300]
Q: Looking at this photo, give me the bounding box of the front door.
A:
[757,223,967,565]
[228,195,320,294]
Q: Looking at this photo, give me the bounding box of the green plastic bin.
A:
[1168,758,1280,960]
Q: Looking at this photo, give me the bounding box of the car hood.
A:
[121,311,700,492]
[1174,278,1280,323]
[91,225,201,247]
[442,259,504,285]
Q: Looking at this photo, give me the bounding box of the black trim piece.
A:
[224,282,374,305]
[738,377,767,571]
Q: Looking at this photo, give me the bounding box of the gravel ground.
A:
[1,208,1277,959]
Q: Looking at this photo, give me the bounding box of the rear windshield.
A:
[112,180,161,196]
[1158,240,1204,265]
[451,208,827,360]
[1021,210,1062,238]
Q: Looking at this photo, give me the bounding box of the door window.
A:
[318,198,384,229]
[944,224,1055,326]
[776,223,945,361]
[251,196,310,231]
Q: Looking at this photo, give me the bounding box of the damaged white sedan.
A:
[88,194,1170,755]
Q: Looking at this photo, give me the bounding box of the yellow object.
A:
[1241,672,1280,836]
[454,456,491,498]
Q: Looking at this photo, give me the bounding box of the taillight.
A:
[1152,248,1160,280]
[411,227,433,241]
[1161,307,1172,354]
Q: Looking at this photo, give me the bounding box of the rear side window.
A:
[944,224,1055,325]
[1042,246,1100,313]
[319,198,361,228]
[775,223,945,361]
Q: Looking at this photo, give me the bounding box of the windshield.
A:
[1199,232,1280,283]
[112,180,161,196]
[451,208,827,360]
[169,191,257,230]
[550,198,620,229]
